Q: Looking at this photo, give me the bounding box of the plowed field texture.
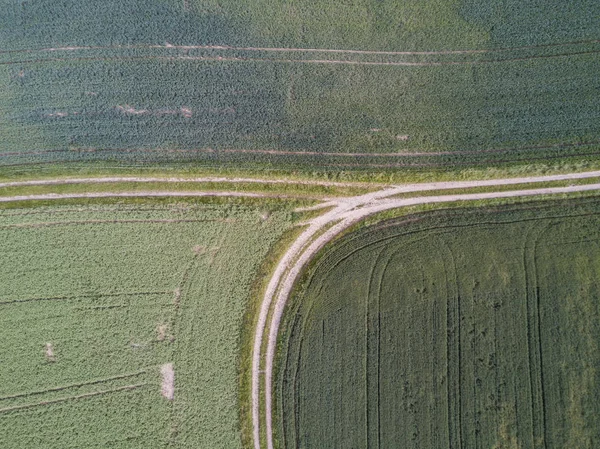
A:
[1,0,599,171]
[277,197,600,448]
[0,201,294,448]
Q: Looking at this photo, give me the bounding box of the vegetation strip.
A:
[0,191,278,203]
[0,176,381,189]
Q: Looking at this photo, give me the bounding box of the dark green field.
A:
[277,198,600,448]
[1,0,599,172]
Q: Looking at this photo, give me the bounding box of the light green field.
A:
[0,0,598,172]
[277,197,600,448]
[0,200,294,448]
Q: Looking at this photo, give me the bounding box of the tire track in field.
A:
[3,48,600,67]
[0,370,148,402]
[0,218,229,229]
[1,38,599,56]
[0,383,147,414]
[3,139,599,166]
[523,222,552,448]
[255,177,600,449]
[438,239,462,449]
[0,290,169,306]
[364,247,387,449]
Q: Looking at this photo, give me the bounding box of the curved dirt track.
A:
[253,175,600,449]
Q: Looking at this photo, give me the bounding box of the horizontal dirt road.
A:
[2,169,600,192]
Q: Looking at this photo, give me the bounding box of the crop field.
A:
[277,197,600,448]
[1,0,599,172]
[0,200,294,448]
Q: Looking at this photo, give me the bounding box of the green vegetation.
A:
[277,197,600,448]
[0,180,372,201]
[0,0,598,173]
[0,200,295,448]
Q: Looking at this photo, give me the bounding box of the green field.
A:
[277,197,600,448]
[0,200,295,448]
[1,0,599,172]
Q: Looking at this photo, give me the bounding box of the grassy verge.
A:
[2,157,600,185]
[0,179,372,201]
[0,192,315,212]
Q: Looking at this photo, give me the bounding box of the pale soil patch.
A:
[173,287,181,306]
[116,105,191,117]
[116,105,148,115]
[161,363,175,400]
[192,244,206,255]
[157,324,168,341]
[207,246,221,264]
[45,342,55,362]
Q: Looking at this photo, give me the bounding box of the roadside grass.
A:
[0,180,371,201]
[2,157,600,186]
[0,192,316,213]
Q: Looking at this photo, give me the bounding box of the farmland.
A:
[1,0,600,447]
[1,0,599,172]
[0,200,295,448]
[276,197,600,448]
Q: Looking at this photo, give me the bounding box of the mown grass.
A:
[276,195,600,448]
